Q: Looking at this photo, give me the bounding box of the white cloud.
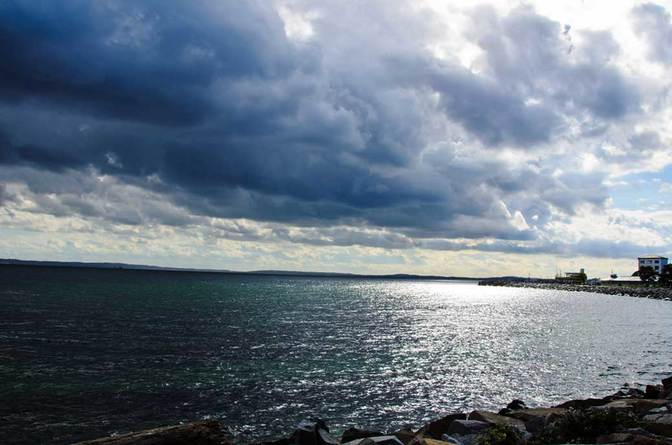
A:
[2,0,672,276]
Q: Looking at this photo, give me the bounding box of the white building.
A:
[638,255,669,274]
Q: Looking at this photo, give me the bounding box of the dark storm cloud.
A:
[0,183,7,206]
[632,3,672,64]
[0,1,642,251]
[0,128,86,170]
[0,0,297,125]
[428,67,561,146]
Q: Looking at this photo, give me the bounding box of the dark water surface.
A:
[1,266,671,444]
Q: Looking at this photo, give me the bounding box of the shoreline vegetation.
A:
[478,280,672,301]
[73,377,672,445]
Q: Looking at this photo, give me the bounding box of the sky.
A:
[1,0,671,278]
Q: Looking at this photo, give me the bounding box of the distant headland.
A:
[0,258,489,281]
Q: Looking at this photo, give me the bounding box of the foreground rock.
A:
[342,436,404,445]
[74,377,672,445]
[469,410,526,431]
[264,419,339,445]
[72,421,231,445]
[341,428,385,443]
[505,408,567,435]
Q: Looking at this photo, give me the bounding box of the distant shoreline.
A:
[479,279,672,301]
[0,258,485,281]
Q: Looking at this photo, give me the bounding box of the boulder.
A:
[497,400,527,416]
[595,431,672,444]
[647,385,664,399]
[507,407,567,434]
[71,421,231,445]
[291,419,339,445]
[439,436,464,445]
[422,439,461,445]
[594,399,670,416]
[556,397,609,410]
[507,407,566,422]
[663,377,672,398]
[506,400,527,411]
[647,407,671,416]
[262,439,292,445]
[342,436,404,445]
[608,387,646,400]
[409,439,466,445]
[597,432,647,444]
[643,413,672,437]
[390,428,416,445]
[468,411,526,432]
[416,414,467,439]
[446,420,490,436]
[632,438,672,445]
[341,428,384,443]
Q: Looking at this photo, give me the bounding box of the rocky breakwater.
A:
[478,280,672,301]
[73,376,672,445]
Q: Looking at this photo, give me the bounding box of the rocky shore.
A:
[73,377,672,445]
[478,280,672,301]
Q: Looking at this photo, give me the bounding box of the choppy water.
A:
[1,266,671,444]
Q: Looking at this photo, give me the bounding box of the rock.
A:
[647,407,671,416]
[341,428,385,443]
[410,439,467,445]
[422,439,461,445]
[647,385,664,399]
[507,407,566,422]
[446,420,490,436]
[71,421,231,445]
[595,431,672,444]
[390,429,416,445]
[663,377,672,398]
[261,439,292,445]
[596,432,655,444]
[556,397,609,410]
[416,414,467,439]
[594,399,670,416]
[623,427,657,436]
[506,400,527,411]
[470,424,526,445]
[456,435,477,445]
[468,411,526,432]
[507,407,567,434]
[643,413,672,437]
[291,419,339,445]
[498,400,527,416]
[608,387,646,400]
[343,436,405,445]
[632,437,672,445]
[439,435,463,445]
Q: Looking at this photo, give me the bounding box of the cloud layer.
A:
[1,0,671,273]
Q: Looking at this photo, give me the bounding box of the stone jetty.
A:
[73,376,672,445]
[478,280,672,301]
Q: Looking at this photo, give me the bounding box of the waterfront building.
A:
[556,268,587,283]
[637,255,669,274]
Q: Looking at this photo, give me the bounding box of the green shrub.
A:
[533,408,638,444]
[473,424,524,445]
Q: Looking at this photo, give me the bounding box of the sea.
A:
[1,265,671,444]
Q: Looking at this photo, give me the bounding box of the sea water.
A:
[1,266,671,444]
